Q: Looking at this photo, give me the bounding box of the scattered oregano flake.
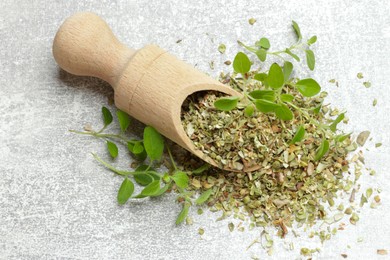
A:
[363,81,371,88]
[377,249,388,255]
[218,44,226,54]
[357,131,370,146]
[248,18,256,25]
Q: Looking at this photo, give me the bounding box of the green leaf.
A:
[285,48,300,62]
[307,36,317,45]
[195,189,213,205]
[134,173,154,186]
[259,37,271,49]
[140,180,161,196]
[335,133,351,143]
[313,103,322,114]
[280,94,294,103]
[295,78,321,97]
[275,104,294,121]
[135,164,151,172]
[176,202,190,225]
[292,20,302,41]
[214,96,239,111]
[283,61,293,81]
[305,49,315,70]
[132,141,144,154]
[102,107,113,126]
[107,141,118,158]
[254,73,268,82]
[143,126,164,161]
[128,142,147,161]
[233,52,251,74]
[171,171,189,189]
[116,110,131,132]
[244,104,255,117]
[249,90,275,101]
[254,99,279,113]
[329,113,345,132]
[267,63,284,89]
[256,49,267,62]
[192,164,210,174]
[314,139,330,161]
[151,183,171,197]
[289,125,305,144]
[117,178,134,204]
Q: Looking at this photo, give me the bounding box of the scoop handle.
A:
[52,12,135,86]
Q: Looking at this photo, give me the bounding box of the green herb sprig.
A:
[71,107,213,224]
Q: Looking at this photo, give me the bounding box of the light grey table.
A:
[1,1,389,259]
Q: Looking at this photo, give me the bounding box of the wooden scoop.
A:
[53,12,259,172]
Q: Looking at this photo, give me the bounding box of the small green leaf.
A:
[254,99,279,113]
[171,171,189,189]
[256,49,267,62]
[313,103,322,114]
[275,104,294,121]
[116,110,131,132]
[285,48,300,61]
[135,164,151,172]
[143,126,164,161]
[107,141,118,158]
[254,73,268,82]
[296,78,321,97]
[290,125,305,144]
[314,139,330,161]
[244,104,255,117]
[117,178,134,204]
[218,44,226,54]
[132,141,144,154]
[330,113,345,132]
[128,142,147,161]
[307,36,317,45]
[233,52,251,74]
[192,164,210,174]
[102,107,113,126]
[195,189,213,205]
[151,183,171,197]
[335,133,351,143]
[259,37,271,49]
[249,90,275,101]
[140,180,161,196]
[214,96,239,111]
[267,63,284,89]
[305,49,315,70]
[176,202,190,225]
[283,61,293,81]
[292,20,302,41]
[134,173,154,186]
[280,94,294,103]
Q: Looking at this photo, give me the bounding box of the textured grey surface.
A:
[0,0,389,259]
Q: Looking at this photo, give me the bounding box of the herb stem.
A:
[92,153,134,176]
[167,146,178,171]
[70,130,136,144]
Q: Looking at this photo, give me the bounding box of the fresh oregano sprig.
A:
[238,20,317,70]
[71,106,213,224]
